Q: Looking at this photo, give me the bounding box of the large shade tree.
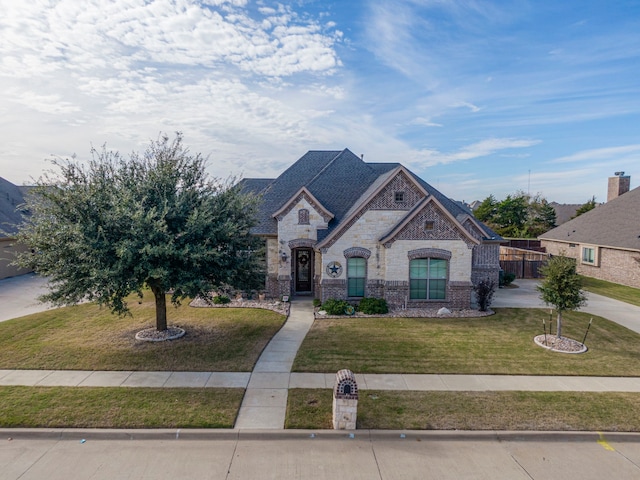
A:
[537,255,587,338]
[15,133,264,332]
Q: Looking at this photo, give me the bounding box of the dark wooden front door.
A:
[294,248,312,293]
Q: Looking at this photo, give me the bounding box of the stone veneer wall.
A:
[321,279,347,302]
[319,278,471,309]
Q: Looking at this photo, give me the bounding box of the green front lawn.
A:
[0,386,243,428]
[0,293,286,371]
[286,389,640,431]
[293,308,640,376]
[580,276,640,307]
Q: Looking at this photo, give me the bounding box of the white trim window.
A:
[581,245,598,266]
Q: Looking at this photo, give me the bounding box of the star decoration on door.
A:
[326,261,343,278]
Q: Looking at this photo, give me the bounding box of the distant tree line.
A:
[474,192,557,238]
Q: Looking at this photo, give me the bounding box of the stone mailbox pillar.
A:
[332,369,358,430]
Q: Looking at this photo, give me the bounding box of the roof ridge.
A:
[306,148,368,188]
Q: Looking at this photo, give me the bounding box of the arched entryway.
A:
[289,239,316,296]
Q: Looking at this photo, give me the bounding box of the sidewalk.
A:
[3,277,640,431]
[4,369,640,393]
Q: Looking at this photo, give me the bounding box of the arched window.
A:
[298,209,310,225]
[347,257,366,297]
[409,258,447,300]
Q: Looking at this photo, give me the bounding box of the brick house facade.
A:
[539,175,640,289]
[242,150,502,310]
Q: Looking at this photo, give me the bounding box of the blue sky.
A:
[1,0,639,204]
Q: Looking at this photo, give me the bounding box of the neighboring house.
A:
[242,149,502,309]
[539,173,640,289]
[0,177,31,280]
[548,202,581,225]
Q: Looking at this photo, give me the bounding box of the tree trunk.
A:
[149,283,168,331]
[556,311,562,338]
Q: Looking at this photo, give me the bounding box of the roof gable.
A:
[317,166,429,250]
[379,196,480,248]
[272,187,334,223]
[539,186,640,251]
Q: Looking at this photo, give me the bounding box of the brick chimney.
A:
[607,172,630,202]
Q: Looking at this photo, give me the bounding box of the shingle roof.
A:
[0,177,28,237]
[244,149,500,241]
[539,186,640,251]
[246,149,382,235]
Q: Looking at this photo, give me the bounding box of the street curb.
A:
[4,428,640,443]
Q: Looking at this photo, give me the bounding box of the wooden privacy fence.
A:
[499,247,550,279]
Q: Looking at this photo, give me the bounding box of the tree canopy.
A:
[474,192,556,238]
[537,255,587,338]
[572,196,597,219]
[15,133,264,331]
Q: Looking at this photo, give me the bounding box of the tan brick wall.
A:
[541,240,640,289]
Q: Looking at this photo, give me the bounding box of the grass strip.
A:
[293,309,640,375]
[287,389,640,431]
[580,276,640,307]
[0,293,285,371]
[0,386,243,428]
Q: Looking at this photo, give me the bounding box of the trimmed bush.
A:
[312,298,322,308]
[213,295,231,305]
[502,272,516,287]
[322,298,350,315]
[358,297,389,315]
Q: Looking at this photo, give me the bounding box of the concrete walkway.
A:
[234,297,315,429]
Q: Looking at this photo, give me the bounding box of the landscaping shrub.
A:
[358,297,389,315]
[501,272,516,287]
[322,298,350,315]
[213,295,231,305]
[474,279,496,312]
[313,298,322,308]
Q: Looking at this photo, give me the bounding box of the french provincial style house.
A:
[540,173,640,289]
[242,149,502,309]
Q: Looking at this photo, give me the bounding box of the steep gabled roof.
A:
[247,149,382,235]
[539,186,640,252]
[244,149,501,243]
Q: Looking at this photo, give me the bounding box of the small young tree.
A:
[473,278,496,312]
[15,133,264,332]
[536,255,587,338]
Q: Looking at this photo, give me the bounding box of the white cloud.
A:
[410,138,540,167]
[551,145,640,164]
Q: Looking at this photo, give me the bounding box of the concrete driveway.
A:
[493,278,640,335]
[0,273,51,322]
